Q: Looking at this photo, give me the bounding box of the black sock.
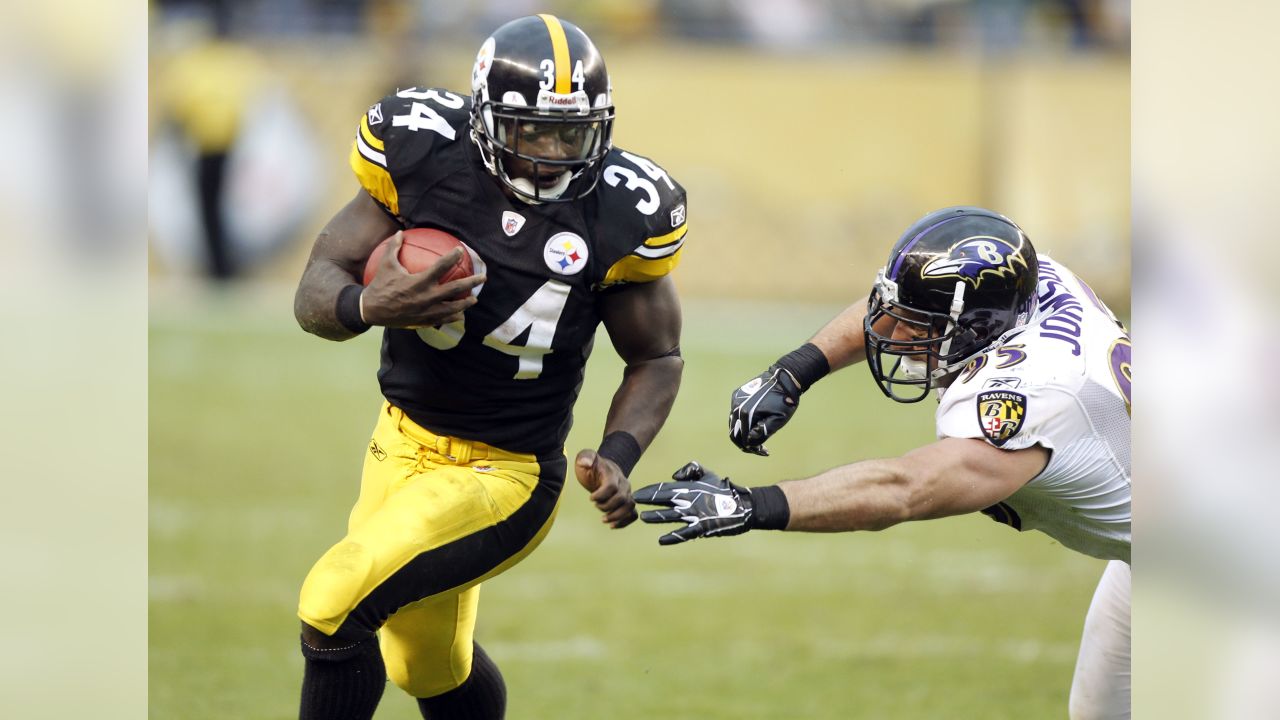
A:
[299,634,386,720]
[417,642,506,720]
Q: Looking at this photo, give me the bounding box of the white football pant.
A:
[1069,560,1131,720]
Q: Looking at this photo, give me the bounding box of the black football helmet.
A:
[864,207,1039,403]
[469,15,615,204]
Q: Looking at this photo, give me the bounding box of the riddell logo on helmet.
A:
[536,90,589,113]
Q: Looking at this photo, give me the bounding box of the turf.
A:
[149,286,1101,719]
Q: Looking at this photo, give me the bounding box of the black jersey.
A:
[349,87,688,457]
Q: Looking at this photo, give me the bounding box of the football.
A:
[363,228,475,293]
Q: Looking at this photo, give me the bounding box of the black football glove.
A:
[634,462,755,545]
[728,365,803,456]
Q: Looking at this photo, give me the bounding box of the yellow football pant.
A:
[298,403,562,697]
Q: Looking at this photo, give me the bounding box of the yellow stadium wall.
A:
[162,43,1129,312]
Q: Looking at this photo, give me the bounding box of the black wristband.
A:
[749,484,791,530]
[775,342,830,390]
[336,284,371,335]
[597,431,643,477]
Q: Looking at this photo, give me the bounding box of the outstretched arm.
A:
[294,190,485,341]
[574,276,684,529]
[635,438,1048,544]
[778,438,1048,531]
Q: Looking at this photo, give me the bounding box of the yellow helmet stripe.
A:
[538,13,572,94]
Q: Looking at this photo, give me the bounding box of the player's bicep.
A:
[898,437,1048,520]
[304,189,401,278]
[599,275,682,363]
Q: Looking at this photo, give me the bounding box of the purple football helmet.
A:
[864,206,1039,402]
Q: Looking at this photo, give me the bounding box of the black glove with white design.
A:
[635,462,790,545]
[728,344,830,456]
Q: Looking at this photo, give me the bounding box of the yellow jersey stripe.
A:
[601,248,684,287]
[355,125,386,168]
[360,114,385,152]
[539,14,571,94]
[636,224,687,259]
[644,223,688,248]
[349,141,399,216]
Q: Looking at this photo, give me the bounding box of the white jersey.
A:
[935,256,1131,562]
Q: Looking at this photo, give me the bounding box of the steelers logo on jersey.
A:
[976,390,1027,446]
[544,232,589,275]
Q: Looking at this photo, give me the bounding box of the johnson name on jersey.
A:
[348,87,688,457]
[936,256,1131,562]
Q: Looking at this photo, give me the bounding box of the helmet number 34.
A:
[539,59,587,91]
[604,152,676,215]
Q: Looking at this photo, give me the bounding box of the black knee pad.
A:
[300,631,379,663]
[298,629,387,720]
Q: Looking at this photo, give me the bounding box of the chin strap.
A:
[932,280,967,378]
[468,124,497,176]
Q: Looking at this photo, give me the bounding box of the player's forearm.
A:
[777,458,918,532]
[600,355,683,455]
[294,256,366,341]
[294,190,401,341]
[805,296,877,372]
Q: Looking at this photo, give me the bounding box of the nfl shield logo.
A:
[976,390,1027,447]
[502,211,525,237]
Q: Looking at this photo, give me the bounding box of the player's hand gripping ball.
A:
[363,228,475,298]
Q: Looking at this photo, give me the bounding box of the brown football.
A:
[363,228,474,295]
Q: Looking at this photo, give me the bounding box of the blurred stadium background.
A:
[149,0,1129,308]
[148,1,1130,718]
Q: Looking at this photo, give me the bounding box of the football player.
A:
[636,207,1131,719]
[292,15,688,720]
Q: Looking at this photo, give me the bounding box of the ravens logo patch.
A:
[976,390,1027,446]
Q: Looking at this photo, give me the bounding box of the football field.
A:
[150,283,1101,719]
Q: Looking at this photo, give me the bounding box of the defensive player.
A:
[636,207,1131,719]
[292,15,688,720]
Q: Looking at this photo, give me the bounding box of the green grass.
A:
[150,286,1101,719]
